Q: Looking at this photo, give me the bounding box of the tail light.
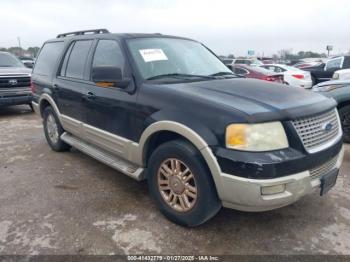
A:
[261,75,283,83]
[292,74,305,79]
[261,76,275,82]
[30,79,36,93]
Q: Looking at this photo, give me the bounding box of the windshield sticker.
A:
[139,49,168,62]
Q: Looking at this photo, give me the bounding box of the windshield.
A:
[126,37,232,80]
[0,53,24,67]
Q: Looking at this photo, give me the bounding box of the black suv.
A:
[0,51,32,109]
[304,56,350,84]
[32,29,344,226]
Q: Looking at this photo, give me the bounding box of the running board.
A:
[61,132,145,181]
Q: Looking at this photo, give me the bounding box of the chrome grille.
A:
[292,109,341,153]
[0,76,31,89]
[309,154,338,179]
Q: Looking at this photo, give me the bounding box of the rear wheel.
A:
[43,106,71,151]
[147,139,221,226]
[339,105,350,143]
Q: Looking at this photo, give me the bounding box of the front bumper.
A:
[217,146,344,211]
[0,92,32,107]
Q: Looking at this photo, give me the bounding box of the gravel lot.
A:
[0,105,350,255]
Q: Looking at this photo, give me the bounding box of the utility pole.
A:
[17,37,22,57]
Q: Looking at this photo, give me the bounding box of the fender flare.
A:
[38,93,62,122]
[132,120,224,199]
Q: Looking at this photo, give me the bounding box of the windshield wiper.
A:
[146,73,216,81]
[210,71,238,77]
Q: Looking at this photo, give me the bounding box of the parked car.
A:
[312,79,350,142]
[19,57,35,69]
[32,29,344,226]
[333,69,350,80]
[221,58,234,66]
[0,51,32,109]
[304,56,350,85]
[260,64,312,88]
[230,64,284,84]
[232,58,263,67]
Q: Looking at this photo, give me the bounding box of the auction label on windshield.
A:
[139,49,168,62]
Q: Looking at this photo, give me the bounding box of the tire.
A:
[43,106,71,151]
[29,103,34,112]
[311,75,316,86]
[339,105,350,143]
[147,139,221,226]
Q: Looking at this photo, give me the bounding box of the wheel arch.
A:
[338,100,350,110]
[135,120,224,199]
[38,93,61,120]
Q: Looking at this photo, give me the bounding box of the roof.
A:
[45,30,195,43]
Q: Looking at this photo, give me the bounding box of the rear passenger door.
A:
[83,39,139,153]
[54,40,94,122]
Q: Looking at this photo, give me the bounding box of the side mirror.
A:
[92,66,130,88]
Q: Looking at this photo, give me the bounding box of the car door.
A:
[54,40,94,123]
[83,39,139,156]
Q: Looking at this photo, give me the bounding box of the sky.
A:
[0,0,349,56]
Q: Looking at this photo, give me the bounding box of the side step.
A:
[61,132,145,181]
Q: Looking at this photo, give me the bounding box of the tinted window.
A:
[233,67,248,75]
[275,67,285,73]
[33,42,64,76]
[66,40,93,79]
[92,40,125,77]
[235,59,251,65]
[60,43,74,76]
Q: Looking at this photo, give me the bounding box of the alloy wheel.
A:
[157,158,198,212]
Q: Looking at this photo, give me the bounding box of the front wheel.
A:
[147,139,221,226]
[339,105,350,143]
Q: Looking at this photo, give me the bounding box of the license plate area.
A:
[320,169,339,196]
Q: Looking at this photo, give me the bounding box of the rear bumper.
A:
[219,146,344,211]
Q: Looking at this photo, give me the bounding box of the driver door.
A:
[83,39,139,156]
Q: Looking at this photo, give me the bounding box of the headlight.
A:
[312,85,344,92]
[333,73,339,80]
[225,122,289,151]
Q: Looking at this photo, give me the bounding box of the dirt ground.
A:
[0,105,350,255]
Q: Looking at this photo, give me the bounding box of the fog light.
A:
[261,184,286,195]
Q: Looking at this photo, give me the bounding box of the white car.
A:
[260,64,313,88]
[333,69,350,80]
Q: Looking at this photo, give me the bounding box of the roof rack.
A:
[56,29,110,38]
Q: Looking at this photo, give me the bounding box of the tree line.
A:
[0,46,40,58]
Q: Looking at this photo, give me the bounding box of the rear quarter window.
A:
[33,42,64,76]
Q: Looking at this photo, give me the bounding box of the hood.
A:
[0,67,32,76]
[316,79,350,87]
[161,78,336,122]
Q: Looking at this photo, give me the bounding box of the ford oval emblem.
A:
[322,122,333,132]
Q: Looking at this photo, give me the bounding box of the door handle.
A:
[86,91,96,100]
[52,84,60,91]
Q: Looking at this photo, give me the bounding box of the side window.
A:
[92,40,125,77]
[33,42,64,76]
[59,43,74,76]
[275,67,284,73]
[65,40,93,79]
[233,67,248,75]
[326,57,343,70]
